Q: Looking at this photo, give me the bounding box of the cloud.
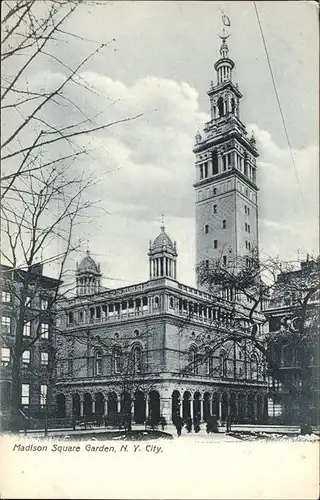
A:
[9,67,318,288]
[250,124,319,260]
[63,75,318,287]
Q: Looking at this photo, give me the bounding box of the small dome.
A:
[77,250,100,274]
[151,225,175,252]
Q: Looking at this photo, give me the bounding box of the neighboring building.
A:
[0,264,59,429]
[193,34,259,283]
[53,31,269,425]
[265,259,320,425]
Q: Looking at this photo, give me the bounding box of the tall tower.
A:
[194,26,259,283]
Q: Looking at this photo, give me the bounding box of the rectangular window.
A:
[67,312,74,325]
[22,350,30,364]
[41,298,49,310]
[214,239,218,249]
[40,323,49,339]
[245,223,248,232]
[204,224,209,234]
[248,242,251,251]
[23,321,31,337]
[245,241,248,249]
[41,352,49,365]
[205,259,209,269]
[199,165,203,180]
[222,220,226,229]
[213,188,217,195]
[40,384,47,406]
[223,255,227,266]
[68,358,73,375]
[213,204,217,213]
[21,384,30,405]
[248,224,251,233]
[1,291,11,303]
[78,310,84,323]
[1,316,11,334]
[247,207,250,215]
[1,347,10,365]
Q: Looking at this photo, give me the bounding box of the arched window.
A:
[113,348,122,374]
[95,350,103,376]
[132,346,142,374]
[134,329,139,337]
[250,354,258,380]
[154,296,160,308]
[220,350,227,377]
[212,150,218,175]
[218,97,224,117]
[169,297,174,309]
[205,349,213,375]
[188,346,198,375]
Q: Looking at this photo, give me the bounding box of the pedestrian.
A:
[212,414,218,433]
[226,413,232,433]
[160,416,166,431]
[186,417,192,433]
[175,415,183,437]
[72,414,76,431]
[194,415,200,433]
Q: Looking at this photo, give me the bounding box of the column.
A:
[145,396,149,420]
[217,151,222,173]
[190,399,194,420]
[80,400,84,417]
[104,400,108,416]
[92,400,96,415]
[253,395,257,420]
[199,397,203,421]
[117,398,121,414]
[218,399,222,421]
[174,261,176,280]
[244,394,248,420]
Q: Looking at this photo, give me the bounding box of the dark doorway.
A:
[134,391,145,423]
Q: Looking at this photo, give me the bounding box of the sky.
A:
[3,1,319,288]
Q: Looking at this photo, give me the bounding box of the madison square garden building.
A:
[53,33,268,426]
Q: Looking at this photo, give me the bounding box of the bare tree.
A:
[0,156,98,430]
[1,0,142,196]
[195,251,320,430]
[1,0,145,431]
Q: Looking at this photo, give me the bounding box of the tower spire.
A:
[161,213,165,231]
[214,13,234,85]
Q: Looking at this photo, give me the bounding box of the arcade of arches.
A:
[55,388,268,424]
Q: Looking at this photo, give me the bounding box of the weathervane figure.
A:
[219,10,231,40]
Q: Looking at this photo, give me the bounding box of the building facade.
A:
[53,31,268,427]
[265,259,320,425]
[0,264,59,429]
[193,34,259,281]
[55,242,267,425]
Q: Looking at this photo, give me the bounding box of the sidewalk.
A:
[18,423,303,439]
[18,423,239,441]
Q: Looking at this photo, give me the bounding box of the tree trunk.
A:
[10,284,28,432]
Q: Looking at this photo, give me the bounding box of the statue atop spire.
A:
[214,12,234,85]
